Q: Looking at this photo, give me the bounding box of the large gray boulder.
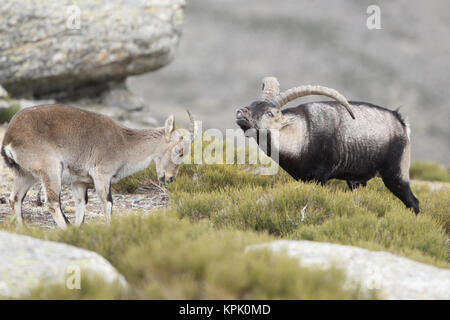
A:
[0,231,127,298]
[0,0,185,97]
[248,240,450,300]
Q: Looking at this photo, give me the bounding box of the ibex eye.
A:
[266,111,274,117]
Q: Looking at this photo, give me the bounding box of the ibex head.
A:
[236,76,355,132]
[155,110,198,184]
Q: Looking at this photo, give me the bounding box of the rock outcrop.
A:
[0,0,185,97]
[0,231,128,298]
[248,240,450,300]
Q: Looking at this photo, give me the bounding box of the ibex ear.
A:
[280,114,297,128]
[165,115,175,135]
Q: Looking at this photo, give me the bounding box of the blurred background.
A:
[1,0,449,163]
[129,0,450,164]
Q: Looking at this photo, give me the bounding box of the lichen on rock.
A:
[0,231,128,299]
[0,0,185,97]
[248,240,450,300]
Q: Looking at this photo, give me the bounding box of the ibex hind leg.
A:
[40,171,70,229]
[381,174,419,214]
[380,141,419,214]
[9,170,36,226]
[380,159,419,214]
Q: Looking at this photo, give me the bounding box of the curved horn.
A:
[261,76,280,101]
[269,85,356,119]
[186,110,197,139]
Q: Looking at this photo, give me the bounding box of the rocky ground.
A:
[0,126,168,229]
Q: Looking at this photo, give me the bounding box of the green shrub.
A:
[15,213,372,299]
[22,274,127,300]
[113,143,449,268]
[415,186,450,235]
[410,161,450,182]
[171,176,448,267]
[0,100,21,123]
[114,134,291,194]
[3,136,449,299]
[113,163,158,193]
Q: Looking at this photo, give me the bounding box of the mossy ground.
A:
[1,137,448,299]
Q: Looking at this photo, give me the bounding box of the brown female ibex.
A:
[1,104,197,228]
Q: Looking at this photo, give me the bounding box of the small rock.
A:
[0,86,8,98]
[101,82,147,112]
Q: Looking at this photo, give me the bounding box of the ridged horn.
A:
[268,85,356,119]
[261,76,280,101]
[186,110,197,139]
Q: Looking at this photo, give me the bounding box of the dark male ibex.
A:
[236,77,419,214]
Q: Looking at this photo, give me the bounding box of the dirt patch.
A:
[0,125,168,229]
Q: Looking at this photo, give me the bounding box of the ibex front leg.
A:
[71,182,88,227]
[93,174,113,224]
[35,184,44,207]
[40,169,70,229]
